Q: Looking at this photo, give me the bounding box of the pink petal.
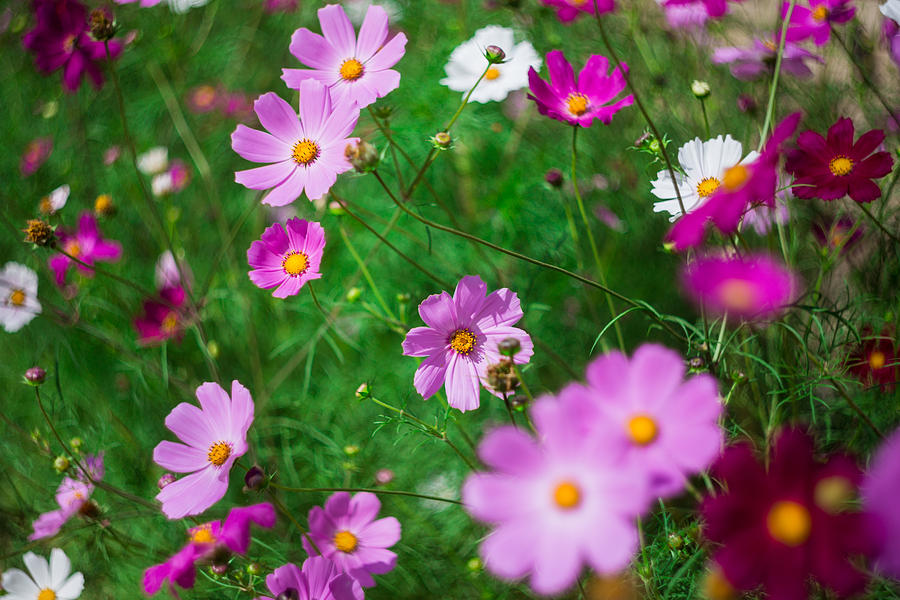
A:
[263,166,308,206]
[164,402,217,449]
[235,160,296,191]
[288,28,342,71]
[232,125,291,163]
[444,354,481,412]
[358,516,401,548]
[303,163,339,200]
[254,92,302,144]
[365,32,407,72]
[273,274,303,298]
[298,80,332,140]
[318,4,357,57]
[155,466,228,519]
[402,326,447,356]
[355,5,389,60]
[418,291,456,331]
[412,351,448,399]
[452,275,488,323]
[153,441,209,473]
[348,492,381,527]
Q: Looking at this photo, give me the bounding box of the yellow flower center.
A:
[340,58,364,81]
[282,251,309,276]
[696,177,721,198]
[566,93,589,117]
[62,34,77,53]
[553,481,581,509]
[66,240,82,258]
[828,156,854,176]
[161,312,179,334]
[449,328,477,355]
[292,139,320,165]
[38,589,56,600]
[571,0,588,5]
[40,197,53,214]
[95,194,113,214]
[723,164,749,190]
[869,350,887,370]
[766,500,811,546]
[190,524,216,544]
[717,279,758,313]
[627,414,658,445]
[811,5,829,20]
[334,530,358,553]
[9,289,26,307]
[207,441,231,466]
[485,67,501,80]
[194,85,216,107]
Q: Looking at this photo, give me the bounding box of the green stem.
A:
[830,26,900,132]
[700,97,711,139]
[858,202,900,245]
[338,222,397,322]
[199,199,260,302]
[55,248,168,307]
[268,483,462,505]
[758,0,796,147]
[266,490,322,555]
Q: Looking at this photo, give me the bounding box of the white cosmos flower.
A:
[167,0,209,13]
[39,185,69,215]
[882,0,900,24]
[0,548,84,600]
[440,25,541,104]
[343,0,402,25]
[650,134,758,221]
[136,147,168,175]
[0,262,41,333]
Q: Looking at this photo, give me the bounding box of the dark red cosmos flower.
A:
[23,0,123,92]
[701,429,881,599]
[848,330,897,391]
[811,216,863,254]
[134,285,188,345]
[786,117,894,204]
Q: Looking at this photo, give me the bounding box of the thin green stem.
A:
[268,483,462,505]
[758,0,796,147]
[858,202,900,245]
[830,26,900,131]
[54,248,168,306]
[700,97,711,139]
[338,222,397,322]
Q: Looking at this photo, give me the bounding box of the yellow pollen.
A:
[161,312,179,334]
[717,279,758,313]
[811,5,828,20]
[207,441,231,466]
[282,251,309,276]
[571,0,588,5]
[340,58,364,81]
[66,240,82,258]
[334,530,358,553]
[814,476,855,513]
[63,34,76,53]
[830,233,846,248]
[9,289,26,307]
[829,156,854,176]
[627,414,658,445]
[696,177,721,198]
[553,481,581,509]
[38,589,56,600]
[95,194,113,213]
[449,328,477,355]
[40,197,53,214]
[485,67,501,80]
[292,139,320,165]
[766,500,811,546]
[869,350,887,370]
[566,93,589,117]
[723,164,749,190]
[190,524,216,544]
[763,39,777,51]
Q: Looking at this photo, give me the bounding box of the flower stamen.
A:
[627,414,658,445]
[38,589,56,600]
[292,139,320,165]
[334,530,358,553]
[828,155,854,176]
[553,481,581,509]
[207,441,231,466]
[190,524,216,544]
[339,58,364,81]
[869,350,886,370]
[766,500,811,546]
[9,289,26,307]
[566,93,590,117]
[696,177,721,198]
[485,67,501,80]
[449,328,477,355]
[282,251,309,276]
[811,5,829,21]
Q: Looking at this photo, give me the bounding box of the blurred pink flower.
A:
[134,285,187,345]
[30,454,104,540]
[783,0,855,46]
[186,84,218,113]
[863,427,900,578]
[20,137,53,176]
[713,38,823,80]
[541,0,615,23]
[257,557,363,600]
[48,212,123,287]
[247,217,325,298]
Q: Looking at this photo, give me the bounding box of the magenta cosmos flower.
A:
[247,217,325,298]
[463,411,646,594]
[401,275,533,412]
[533,344,723,499]
[231,82,360,205]
[48,211,123,287]
[20,137,53,176]
[152,380,255,519]
[527,50,633,127]
[282,3,407,109]
[702,429,880,599]
[541,0,614,23]
[786,117,894,204]
[712,38,822,80]
[302,492,401,588]
[862,427,900,578]
[23,0,123,92]
[783,0,855,46]
[682,254,796,320]
[134,285,188,345]
[30,454,104,540]
[257,557,364,600]
[664,0,740,18]
[143,503,275,596]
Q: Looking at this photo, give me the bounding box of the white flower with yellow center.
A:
[0,548,84,600]
[0,262,41,333]
[650,134,758,220]
[440,25,541,103]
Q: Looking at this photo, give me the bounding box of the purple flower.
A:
[527,50,633,127]
[257,557,363,600]
[713,38,823,80]
[143,503,276,596]
[282,3,407,109]
[48,211,123,287]
[658,0,710,29]
[541,0,615,23]
[30,477,94,540]
[783,0,855,46]
[302,492,401,588]
[401,275,533,412]
[247,217,325,298]
[152,380,255,519]
[134,285,188,345]
[862,427,900,578]
[231,83,360,205]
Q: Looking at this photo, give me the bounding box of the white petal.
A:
[49,548,71,589]
[1,568,40,597]
[56,572,85,600]
[23,552,51,588]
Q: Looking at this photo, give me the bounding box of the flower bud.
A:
[374,468,394,485]
[244,465,266,491]
[396,292,410,304]
[246,562,262,576]
[210,564,228,576]
[689,356,705,371]
[467,557,483,572]
[53,455,70,473]
[78,500,100,518]
[634,131,652,148]
[344,444,360,456]
[497,337,521,357]
[344,140,379,173]
[346,287,362,303]
[667,533,684,550]
[544,168,564,188]
[431,131,452,150]
[355,383,370,399]
[691,80,711,99]
[25,366,47,385]
[23,219,55,247]
[737,94,756,114]
[277,589,300,600]
[371,105,394,120]
[89,8,117,42]
[486,360,518,394]
[157,473,177,489]
[69,437,83,450]
[508,394,528,409]
[484,45,506,64]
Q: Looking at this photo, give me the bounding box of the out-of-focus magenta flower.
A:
[155,250,192,291]
[713,38,823,80]
[702,429,880,599]
[220,91,254,121]
[48,212,123,287]
[30,454,104,540]
[812,216,863,253]
[20,137,53,176]
[847,330,897,390]
[786,117,894,204]
[264,0,298,12]
[664,0,739,18]
[541,0,614,23]
[681,254,797,320]
[863,427,900,578]
[135,285,188,345]
[143,503,275,596]
[527,50,633,127]
[186,84,218,113]
[103,145,121,166]
[23,0,123,92]
[883,2,900,68]
[257,557,363,600]
[247,217,325,298]
[783,0,855,46]
[657,0,710,29]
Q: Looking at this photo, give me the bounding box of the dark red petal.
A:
[847,179,882,204]
[826,117,854,152]
[849,129,885,160]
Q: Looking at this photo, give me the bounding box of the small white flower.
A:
[39,185,69,215]
[650,134,758,220]
[0,548,84,600]
[440,25,541,104]
[137,147,168,175]
[343,0,402,25]
[881,0,900,24]
[0,262,41,333]
[166,0,210,13]
[151,171,174,197]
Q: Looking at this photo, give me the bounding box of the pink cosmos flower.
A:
[541,0,615,23]
[527,50,633,127]
[463,415,646,594]
[282,3,407,109]
[20,137,53,176]
[302,492,401,588]
[134,285,188,345]
[657,0,710,29]
[231,82,360,205]
[48,211,123,287]
[256,557,364,600]
[143,503,275,596]
[862,427,900,578]
[30,454,104,540]
[115,0,162,5]
[247,217,325,298]
[681,254,797,320]
[783,0,855,46]
[712,38,823,80]
[152,380,255,519]
[884,8,900,70]
[401,275,534,412]
[664,0,739,18]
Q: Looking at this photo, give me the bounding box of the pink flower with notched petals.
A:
[247,217,325,298]
[48,211,122,287]
[152,380,255,519]
[783,0,855,46]
[713,38,823,80]
[231,82,360,205]
[302,492,401,588]
[527,50,633,128]
[257,557,364,600]
[402,275,533,412]
[282,3,407,109]
[541,0,615,23]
